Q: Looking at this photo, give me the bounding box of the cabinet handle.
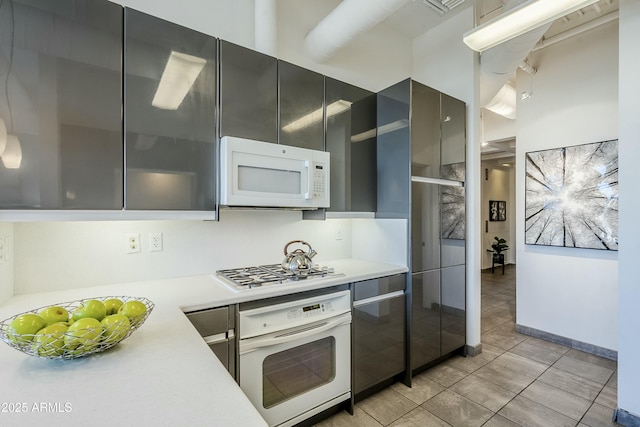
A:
[203,333,228,345]
[353,290,404,307]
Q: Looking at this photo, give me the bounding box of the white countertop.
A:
[0,259,406,427]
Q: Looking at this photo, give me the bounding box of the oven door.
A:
[239,312,351,427]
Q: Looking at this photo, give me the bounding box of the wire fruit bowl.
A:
[0,296,154,360]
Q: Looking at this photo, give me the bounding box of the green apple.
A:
[6,314,47,345]
[103,298,124,316]
[101,314,130,344]
[64,317,103,354]
[117,300,147,326]
[32,322,69,357]
[38,306,69,326]
[72,299,107,322]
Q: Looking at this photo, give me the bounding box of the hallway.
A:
[316,266,619,426]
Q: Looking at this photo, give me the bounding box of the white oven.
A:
[238,290,351,427]
[220,136,330,209]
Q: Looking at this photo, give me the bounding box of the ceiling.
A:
[303,0,618,162]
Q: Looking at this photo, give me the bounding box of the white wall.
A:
[617,0,640,418]
[515,21,618,351]
[11,213,406,295]
[0,223,13,304]
[109,0,413,93]
[412,9,482,350]
[482,109,516,143]
[12,212,349,293]
[481,164,515,269]
[276,0,413,92]
[109,0,255,48]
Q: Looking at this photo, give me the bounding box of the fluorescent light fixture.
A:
[463,0,599,52]
[152,51,206,110]
[2,134,22,169]
[282,100,352,133]
[0,118,6,156]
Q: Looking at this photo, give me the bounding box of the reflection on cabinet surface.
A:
[279,61,324,151]
[124,9,217,210]
[411,270,440,370]
[0,0,123,209]
[219,40,277,143]
[411,267,466,371]
[353,274,406,397]
[326,78,376,212]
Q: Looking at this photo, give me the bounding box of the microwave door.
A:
[229,153,309,207]
[237,164,305,196]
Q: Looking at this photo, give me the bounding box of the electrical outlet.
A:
[335,227,343,241]
[0,236,5,263]
[149,232,163,252]
[127,233,141,254]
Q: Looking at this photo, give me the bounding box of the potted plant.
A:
[487,236,509,272]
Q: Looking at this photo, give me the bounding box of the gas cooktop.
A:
[216,264,344,291]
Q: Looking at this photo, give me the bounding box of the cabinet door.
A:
[440,265,466,355]
[219,41,277,143]
[440,94,466,178]
[411,182,441,272]
[279,61,323,150]
[325,78,376,212]
[124,9,216,211]
[411,82,441,179]
[411,270,440,370]
[376,79,411,219]
[353,294,405,395]
[0,0,123,209]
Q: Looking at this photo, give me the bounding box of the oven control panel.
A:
[286,301,333,320]
[239,290,350,339]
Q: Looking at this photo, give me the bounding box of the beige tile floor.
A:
[315,266,620,427]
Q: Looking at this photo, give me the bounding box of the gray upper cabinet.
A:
[440,94,466,179]
[278,61,323,151]
[124,9,217,211]
[376,79,411,219]
[219,41,277,143]
[326,78,376,212]
[411,83,441,179]
[0,0,123,209]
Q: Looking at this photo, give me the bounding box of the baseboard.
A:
[614,408,640,427]
[465,343,482,357]
[515,324,617,361]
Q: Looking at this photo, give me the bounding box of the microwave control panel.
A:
[312,162,327,199]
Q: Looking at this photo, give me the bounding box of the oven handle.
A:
[239,312,351,355]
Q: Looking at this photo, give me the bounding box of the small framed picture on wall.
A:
[489,200,506,221]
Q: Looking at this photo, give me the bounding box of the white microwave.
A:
[220,136,330,209]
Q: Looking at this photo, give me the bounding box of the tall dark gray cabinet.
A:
[377,78,466,375]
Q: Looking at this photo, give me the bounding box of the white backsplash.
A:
[0,223,14,304]
[8,211,406,295]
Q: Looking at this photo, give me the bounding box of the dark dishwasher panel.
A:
[352,274,406,397]
[186,306,236,379]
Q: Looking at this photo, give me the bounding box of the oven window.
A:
[263,337,336,408]
[238,165,301,194]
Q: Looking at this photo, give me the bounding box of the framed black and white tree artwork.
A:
[489,200,506,221]
[525,139,618,250]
